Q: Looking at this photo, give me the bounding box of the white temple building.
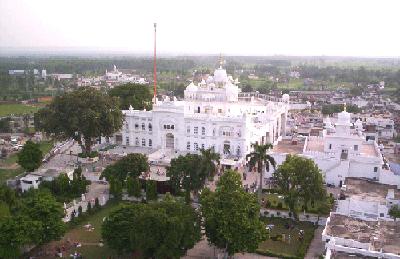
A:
[110,63,289,167]
[270,106,400,188]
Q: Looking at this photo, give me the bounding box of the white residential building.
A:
[271,108,400,188]
[110,63,289,167]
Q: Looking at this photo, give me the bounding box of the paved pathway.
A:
[305,226,325,259]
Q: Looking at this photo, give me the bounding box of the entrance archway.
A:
[165,133,174,149]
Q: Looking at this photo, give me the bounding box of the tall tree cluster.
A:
[34,88,123,154]
[201,170,267,256]
[273,154,326,218]
[0,186,65,258]
[102,199,200,258]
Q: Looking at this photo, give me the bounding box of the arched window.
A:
[148,123,152,132]
[142,123,145,131]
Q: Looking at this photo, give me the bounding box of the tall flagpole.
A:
[153,23,157,104]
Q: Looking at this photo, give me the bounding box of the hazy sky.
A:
[1,0,399,56]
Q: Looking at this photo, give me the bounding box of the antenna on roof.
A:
[153,23,157,104]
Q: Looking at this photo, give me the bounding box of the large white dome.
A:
[213,68,228,83]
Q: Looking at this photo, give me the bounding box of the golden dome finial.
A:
[218,53,223,68]
[343,103,347,112]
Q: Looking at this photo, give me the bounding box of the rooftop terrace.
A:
[272,139,304,154]
[343,177,400,202]
[326,213,400,255]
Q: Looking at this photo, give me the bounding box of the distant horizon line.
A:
[1,47,400,59]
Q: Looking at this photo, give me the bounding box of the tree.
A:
[246,143,276,203]
[200,170,267,256]
[146,180,157,201]
[389,205,400,220]
[102,199,200,258]
[273,154,326,219]
[132,178,142,198]
[17,140,43,172]
[200,148,220,179]
[21,190,66,243]
[167,154,206,195]
[0,216,42,259]
[101,153,149,182]
[109,83,152,110]
[34,88,123,154]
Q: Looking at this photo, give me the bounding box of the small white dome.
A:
[186,82,198,92]
[282,94,290,102]
[338,110,351,124]
[206,76,214,84]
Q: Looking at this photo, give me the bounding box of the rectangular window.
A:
[194,127,198,135]
[166,125,170,129]
[142,138,146,146]
[374,167,378,172]
[149,139,152,147]
[187,142,190,150]
[354,145,358,151]
[218,109,222,113]
[126,136,129,145]
[201,144,205,149]
[194,143,198,151]
[329,144,332,149]
[187,126,190,134]
[202,127,205,135]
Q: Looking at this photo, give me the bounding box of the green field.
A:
[257,217,316,258]
[0,103,44,117]
[28,201,130,259]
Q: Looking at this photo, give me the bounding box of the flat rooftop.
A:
[305,138,324,153]
[360,143,378,157]
[272,139,304,154]
[326,213,400,255]
[343,177,400,202]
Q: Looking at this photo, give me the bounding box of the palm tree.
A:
[246,143,276,203]
[200,148,220,180]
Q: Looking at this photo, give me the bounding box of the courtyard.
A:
[257,217,317,258]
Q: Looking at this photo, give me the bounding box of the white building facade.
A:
[117,65,289,165]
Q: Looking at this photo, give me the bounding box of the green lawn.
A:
[0,103,44,117]
[0,168,24,184]
[257,217,316,258]
[28,201,130,259]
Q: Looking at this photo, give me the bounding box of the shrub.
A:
[87,202,92,214]
[78,151,99,158]
[146,180,157,201]
[277,202,283,209]
[94,197,100,209]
